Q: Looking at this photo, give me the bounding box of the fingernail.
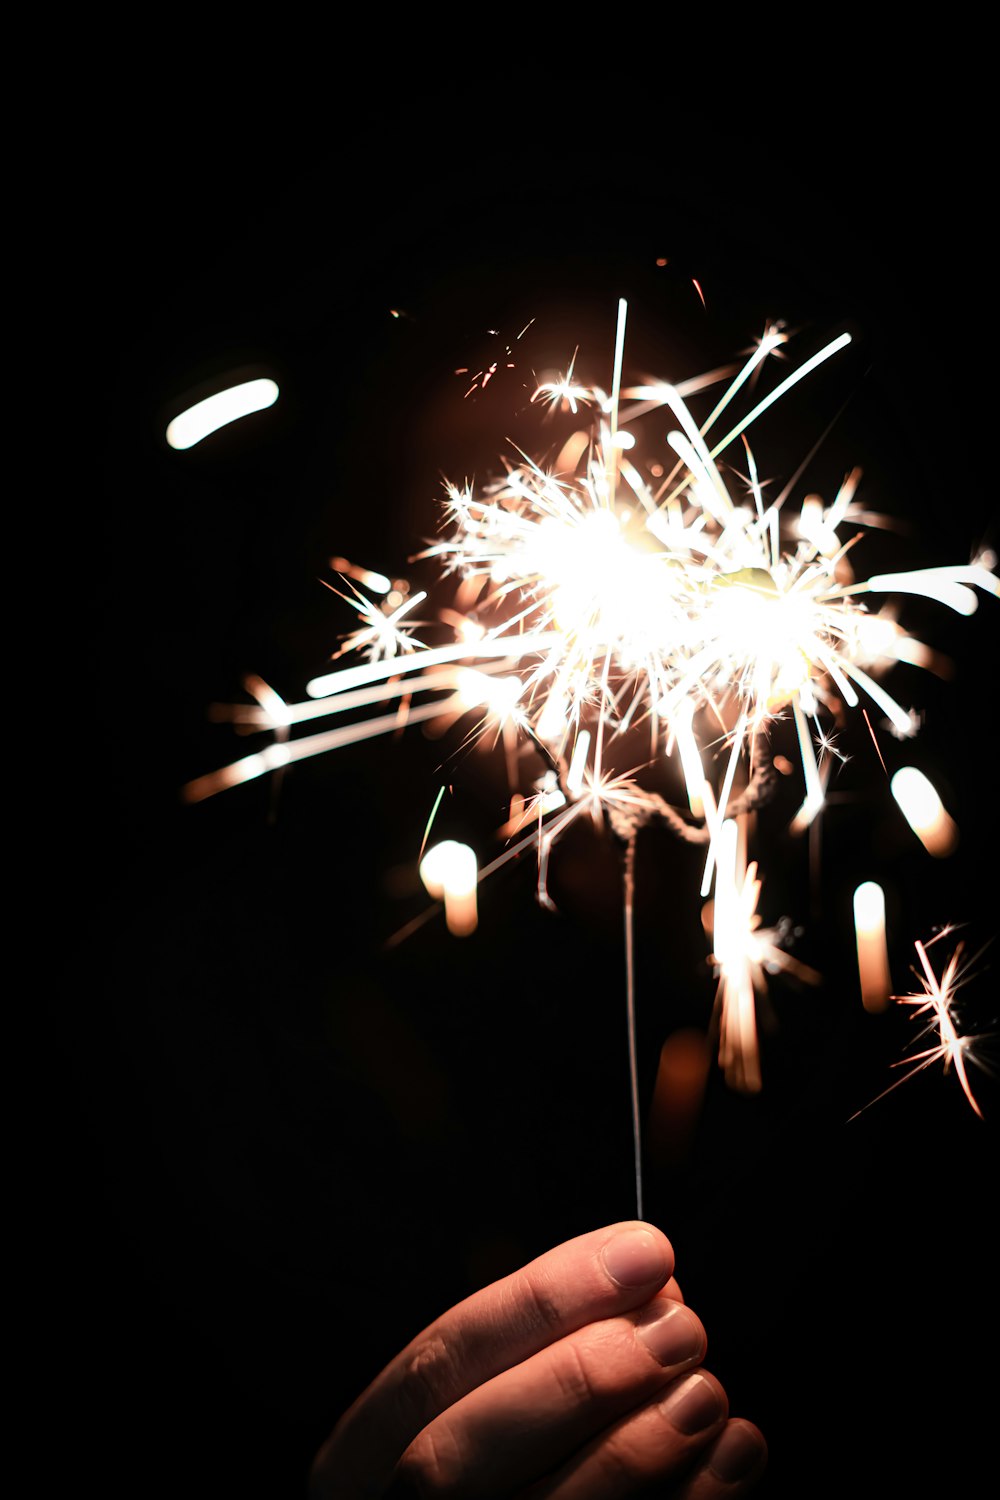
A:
[601,1228,670,1288]
[636,1302,705,1366]
[709,1422,767,1481]
[661,1372,725,1434]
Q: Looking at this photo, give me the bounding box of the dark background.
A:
[50,104,996,1497]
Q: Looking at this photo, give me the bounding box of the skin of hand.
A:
[310,1220,767,1498]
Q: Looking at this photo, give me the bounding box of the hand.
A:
[310,1220,767,1497]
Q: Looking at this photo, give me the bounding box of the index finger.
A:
[310,1220,675,1498]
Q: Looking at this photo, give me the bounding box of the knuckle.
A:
[593,1427,647,1487]
[396,1331,457,1428]
[549,1336,601,1408]
[393,1428,464,1499]
[513,1268,565,1336]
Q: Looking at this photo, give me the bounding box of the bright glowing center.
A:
[538,510,672,661]
[706,576,815,708]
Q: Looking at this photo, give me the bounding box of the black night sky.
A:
[50,101,997,1498]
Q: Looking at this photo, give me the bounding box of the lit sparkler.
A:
[184,302,995,1190]
[188,309,995,834]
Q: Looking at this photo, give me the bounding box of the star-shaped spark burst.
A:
[325,577,428,664]
[891,931,991,1119]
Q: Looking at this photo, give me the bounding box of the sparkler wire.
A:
[622,833,643,1220]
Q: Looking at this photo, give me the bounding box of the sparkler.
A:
[185,300,995,1205]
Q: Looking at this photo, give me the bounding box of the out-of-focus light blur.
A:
[853,880,892,1012]
[165,377,279,450]
[647,1028,712,1170]
[419,840,479,936]
[329,558,393,595]
[890,767,959,857]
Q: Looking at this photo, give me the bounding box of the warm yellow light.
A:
[890,767,958,857]
[419,840,478,935]
[853,881,892,1012]
[166,378,279,450]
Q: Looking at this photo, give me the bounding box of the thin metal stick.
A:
[623,833,644,1220]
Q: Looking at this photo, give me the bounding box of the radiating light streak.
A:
[212,665,511,729]
[566,730,591,796]
[609,300,627,440]
[243,674,291,727]
[165,378,279,449]
[673,700,709,820]
[891,766,958,856]
[863,564,998,614]
[790,698,826,832]
[305,634,556,698]
[708,333,852,460]
[329,558,393,594]
[700,325,788,438]
[700,711,748,897]
[182,698,449,802]
[419,785,447,863]
[853,881,892,1012]
[840,663,916,737]
[620,363,741,424]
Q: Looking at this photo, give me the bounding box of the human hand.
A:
[310,1220,766,1497]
